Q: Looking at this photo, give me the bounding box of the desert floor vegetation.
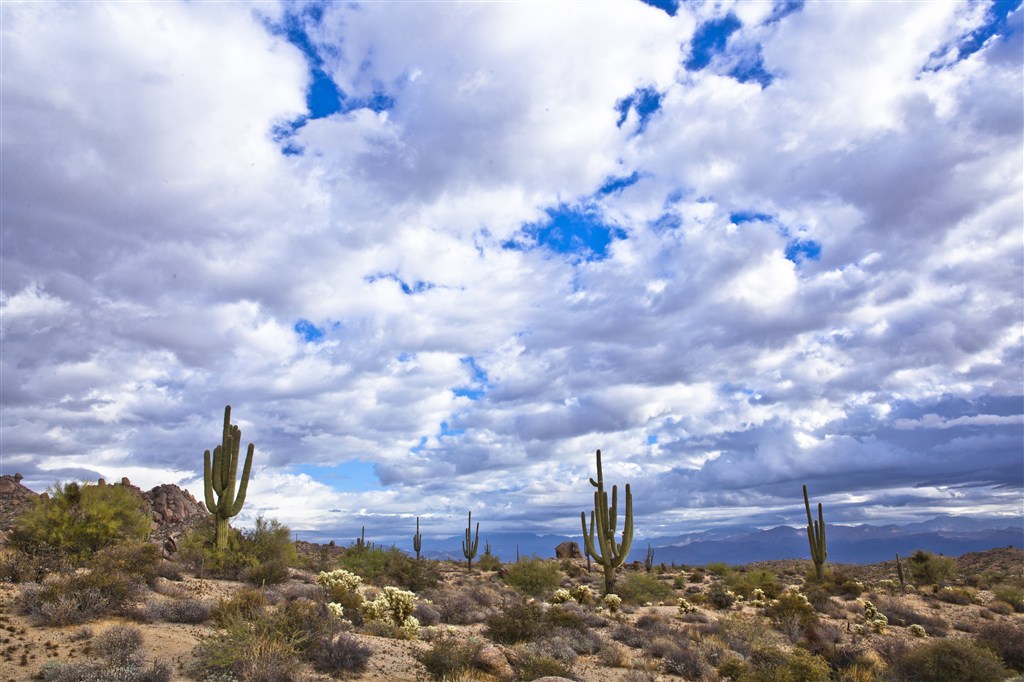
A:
[2,528,1023,682]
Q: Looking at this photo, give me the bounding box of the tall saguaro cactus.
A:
[462,511,479,572]
[203,405,255,550]
[413,517,423,560]
[803,484,827,580]
[581,449,634,595]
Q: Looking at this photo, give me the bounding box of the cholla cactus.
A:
[860,599,888,633]
[318,568,363,593]
[326,602,347,620]
[551,588,573,604]
[748,588,769,607]
[677,597,698,614]
[570,585,594,604]
[909,624,927,637]
[603,593,622,613]
[361,586,420,638]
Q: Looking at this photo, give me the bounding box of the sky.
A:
[2,0,1022,547]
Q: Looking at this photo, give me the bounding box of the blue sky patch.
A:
[453,356,488,400]
[365,272,436,295]
[638,0,678,17]
[957,0,1021,60]
[730,211,774,224]
[615,86,663,135]
[687,14,742,71]
[728,46,774,88]
[506,203,627,262]
[785,239,822,263]
[297,460,380,492]
[294,319,325,343]
[598,171,642,196]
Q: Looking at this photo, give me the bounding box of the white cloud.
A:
[1,0,1020,542]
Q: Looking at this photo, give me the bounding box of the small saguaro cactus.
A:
[413,517,422,560]
[462,511,479,572]
[896,553,905,590]
[803,484,827,581]
[581,449,634,595]
[645,544,655,573]
[355,526,366,551]
[203,405,255,550]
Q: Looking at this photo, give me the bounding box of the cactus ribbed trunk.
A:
[581,449,633,595]
[803,484,827,581]
[203,405,255,550]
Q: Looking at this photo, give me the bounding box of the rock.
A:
[475,645,515,681]
[13,473,23,483]
[555,541,582,559]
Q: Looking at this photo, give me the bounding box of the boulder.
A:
[474,644,515,681]
[555,541,583,559]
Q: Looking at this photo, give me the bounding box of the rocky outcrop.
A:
[0,474,40,537]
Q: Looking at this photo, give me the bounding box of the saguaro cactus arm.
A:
[203,405,255,549]
[803,484,827,580]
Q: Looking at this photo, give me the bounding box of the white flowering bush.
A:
[603,593,622,613]
[551,588,573,604]
[361,586,419,638]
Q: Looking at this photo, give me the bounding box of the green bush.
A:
[727,569,783,600]
[336,545,440,591]
[741,646,831,682]
[179,515,298,584]
[10,481,151,563]
[975,620,1024,672]
[309,633,372,677]
[485,599,543,644]
[765,588,818,641]
[906,551,956,588]
[705,562,732,577]
[991,583,1024,612]
[890,638,1010,682]
[514,653,575,681]
[707,582,737,609]
[501,557,563,597]
[614,572,673,604]
[415,632,482,681]
[477,552,502,571]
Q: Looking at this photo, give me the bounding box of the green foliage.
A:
[485,599,543,644]
[726,568,782,600]
[707,582,738,610]
[765,587,818,640]
[906,550,956,588]
[415,632,482,681]
[335,545,440,591]
[991,583,1024,612]
[515,653,576,681]
[580,449,634,595]
[477,552,502,571]
[10,481,151,562]
[203,405,255,550]
[614,572,673,604]
[178,515,296,584]
[890,638,1011,682]
[501,556,564,597]
[705,562,731,577]
[739,646,832,682]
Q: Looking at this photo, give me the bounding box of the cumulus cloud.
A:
[1,0,1020,542]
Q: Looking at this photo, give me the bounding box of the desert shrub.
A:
[727,569,783,600]
[611,624,648,649]
[191,604,313,682]
[0,547,43,583]
[707,583,737,609]
[544,626,601,656]
[94,624,144,665]
[309,632,372,676]
[41,659,172,682]
[598,641,631,668]
[415,632,481,681]
[361,585,420,638]
[705,562,732,577]
[18,562,148,626]
[478,552,502,571]
[334,544,439,591]
[425,583,505,625]
[906,551,956,588]
[889,638,1011,682]
[90,540,161,584]
[664,642,713,679]
[875,596,948,636]
[615,572,673,604]
[179,515,297,585]
[502,556,563,597]
[975,620,1024,671]
[635,612,674,636]
[514,652,576,681]
[744,646,831,682]
[765,587,818,641]
[10,481,152,563]
[991,583,1024,612]
[159,598,212,624]
[485,599,542,644]
[211,587,267,627]
[937,586,979,605]
[544,603,589,631]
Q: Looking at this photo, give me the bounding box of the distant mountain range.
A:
[410,514,1023,565]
